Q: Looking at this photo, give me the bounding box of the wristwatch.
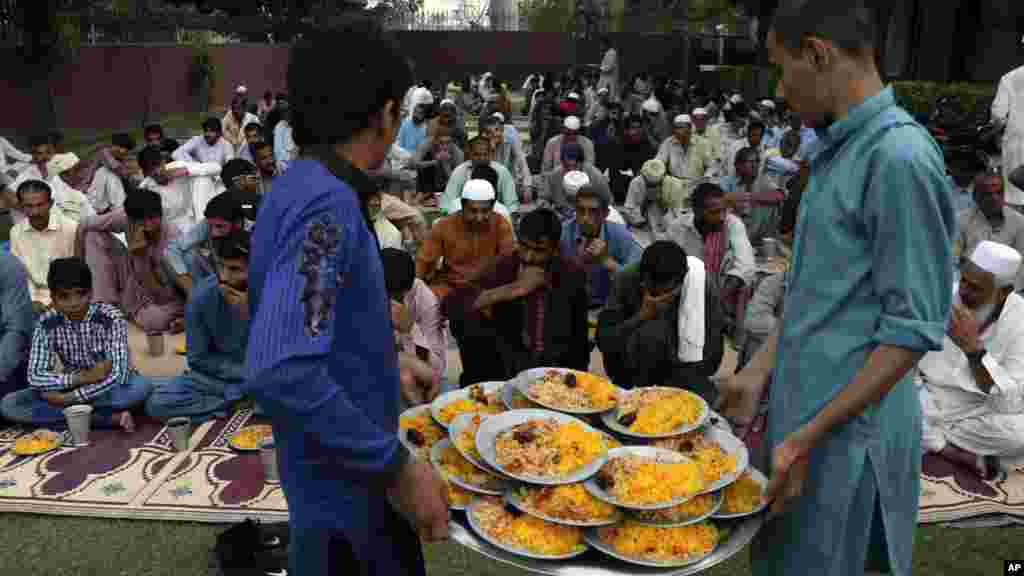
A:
[965,348,987,364]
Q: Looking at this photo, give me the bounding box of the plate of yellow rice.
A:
[505,483,622,527]
[399,404,447,460]
[713,467,768,519]
[583,446,707,510]
[477,409,609,485]
[515,367,621,415]
[467,495,589,560]
[446,481,474,511]
[449,413,509,477]
[628,491,723,527]
[585,520,720,567]
[430,381,506,428]
[687,427,749,494]
[431,439,508,495]
[12,430,64,456]
[600,387,709,438]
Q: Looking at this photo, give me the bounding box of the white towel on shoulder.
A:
[677,256,707,363]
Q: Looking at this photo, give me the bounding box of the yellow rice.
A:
[454,414,486,461]
[447,482,472,508]
[473,497,584,555]
[627,390,704,434]
[398,411,445,457]
[691,444,738,484]
[722,470,764,513]
[635,493,717,523]
[438,444,502,489]
[495,419,607,477]
[519,483,617,522]
[604,456,705,505]
[438,397,503,424]
[600,520,719,562]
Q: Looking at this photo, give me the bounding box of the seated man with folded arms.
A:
[416,178,516,304]
[0,252,34,399]
[77,188,185,337]
[381,248,447,405]
[10,180,78,316]
[146,230,253,422]
[238,122,264,164]
[448,209,590,384]
[0,257,157,431]
[918,241,1024,479]
[165,192,245,298]
[139,146,225,235]
[597,241,725,402]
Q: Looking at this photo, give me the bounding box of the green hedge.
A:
[891,81,995,120]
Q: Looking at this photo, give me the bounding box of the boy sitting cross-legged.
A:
[0,257,158,431]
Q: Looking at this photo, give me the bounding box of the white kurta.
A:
[917,291,1024,457]
[598,48,619,102]
[993,65,1024,205]
[140,162,224,235]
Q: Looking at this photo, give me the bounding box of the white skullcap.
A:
[673,114,692,127]
[761,99,776,109]
[970,241,1022,286]
[563,116,581,131]
[412,87,434,106]
[641,98,661,113]
[235,85,248,94]
[723,102,733,112]
[491,112,505,124]
[729,94,743,104]
[439,98,455,107]
[562,170,590,195]
[47,152,80,175]
[462,179,496,202]
[597,86,610,95]
[567,92,581,100]
[692,107,708,116]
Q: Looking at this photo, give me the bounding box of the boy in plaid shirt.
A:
[0,257,158,429]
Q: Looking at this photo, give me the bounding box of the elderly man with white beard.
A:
[917,240,1024,479]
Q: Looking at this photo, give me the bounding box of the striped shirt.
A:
[28,303,134,403]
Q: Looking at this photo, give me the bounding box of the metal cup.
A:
[63,405,93,446]
[259,437,279,484]
[147,333,165,357]
[166,417,191,452]
[761,238,778,259]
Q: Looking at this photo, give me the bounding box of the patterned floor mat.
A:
[919,453,1024,524]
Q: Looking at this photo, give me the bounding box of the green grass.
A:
[1,514,1019,575]
[62,112,208,158]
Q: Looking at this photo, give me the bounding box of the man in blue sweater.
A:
[146,229,251,422]
[242,23,448,575]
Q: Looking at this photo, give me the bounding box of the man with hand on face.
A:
[716,3,955,576]
[164,190,246,298]
[597,241,725,400]
[957,172,1024,291]
[382,248,447,406]
[449,209,589,383]
[918,241,1024,480]
[146,230,254,423]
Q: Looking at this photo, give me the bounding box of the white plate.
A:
[627,490,723,527]
[693,426,749,495]
[476,409,609,486]
[600,387,710,439]
[584,523,718,568]
[501,381,539,411]
[466,497,590,561]
[712,466,769,519]
[430,381,506,429]
[514,367,620,415]
[448,413,509,477]
[504,485,622,527]
[398,404,442,459]
[431,439,507,496]
[583,446,702,510]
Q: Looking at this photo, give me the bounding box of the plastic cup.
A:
[167,417,191,452]
[63,405,93,446]
[147,333,165,357]
[762,238,778,259]
[259,437,279,484]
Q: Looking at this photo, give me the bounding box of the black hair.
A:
[124,188,163,221]
[251,141,273,155]
[691,181,726,214]
[467,135,489,150]
[221,158,257,190]
[160,139,179,156]
[111,133,136,151]
[143,124,164,138]
[244,122,263,133]
[575,184,610,209]
[288,21,411,150]
[380,247,416,295]
[137,146,164,174]
[204,191,244,222]
[770,0,877,57]
[16,179,52,203]
[48,130,64,147]
[734,146,758,166]
[640,241,688,287]
[625,114,643,127]
[470,163,499,190]
[748,120,766,133]
[214,228,251,262]
[781,130,802,149]
[264,90,273,100]
[47,257,92,293]
[518,208,562,245]
[202,117,222,133]
[28,134,51,148]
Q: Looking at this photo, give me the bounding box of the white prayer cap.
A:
[491,112,505,124]
[723,102,733,112]
[729,94,743,104]
[692,107,708,116]
[673,114,692,127]
[440,98,456,107]
[597,86,610,95]
[562,170,590,195]
[563,116,581,131]
[412,87,434,106]
[969,241,1022,286]
[235,85,248,94]
[47,152,80,175]
[567,92,581,100]
[760,99,776,109]
[641,98,661,113]
[462,179,496,202]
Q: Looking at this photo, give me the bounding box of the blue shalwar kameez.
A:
[244,156,423,576]
[752,88,955,576]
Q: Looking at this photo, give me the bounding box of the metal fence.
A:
[387,8,523,31]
